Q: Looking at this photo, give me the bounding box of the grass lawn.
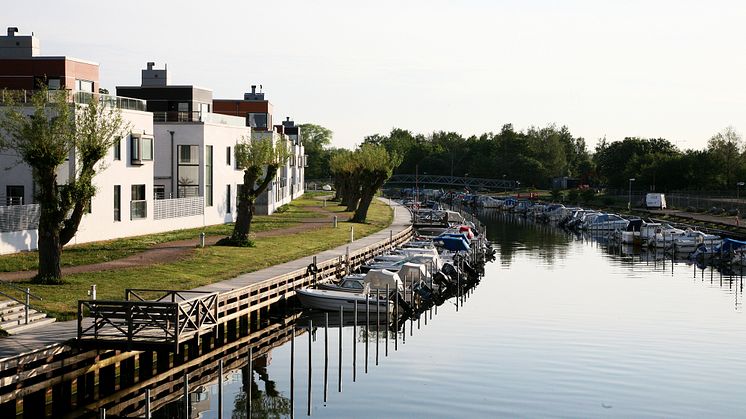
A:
[0,195,326,273]
[9,198,392,320]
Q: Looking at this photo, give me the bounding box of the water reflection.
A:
[480,210,572,266]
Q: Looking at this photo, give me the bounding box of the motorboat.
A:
[583,213,629,231]
[295,288,391,312]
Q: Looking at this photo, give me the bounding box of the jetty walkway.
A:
[0,198,411,359]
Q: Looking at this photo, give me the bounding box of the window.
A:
[6,185,24,205]
[130,135,153,165]
[142,137,153,161]
[205,146,213,206]
[131,136,141,164]
[226,185,231,213]
[113,137,121,161]
[113,185,121,221]
[247,112,268,129]
[75,79,94,93]
[226,146,231,165]
[47,79,61,90]
[154,185,165,200]
[130,184,147,219]
[177,145,200,197]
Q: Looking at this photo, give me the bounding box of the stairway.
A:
[0,299,56,334]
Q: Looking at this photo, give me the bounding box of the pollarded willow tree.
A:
[0,88,127,283]
[330,144,400,223]
[351,144,401,222]
[223,136,290,246]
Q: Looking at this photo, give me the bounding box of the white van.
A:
[645,193,667,209]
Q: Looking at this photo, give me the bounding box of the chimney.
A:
[251,85,256,94]
[7,27,18,36]
[147,62,155,70]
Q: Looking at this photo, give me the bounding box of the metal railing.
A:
[0,89,146,111]
[0,203,40,232]
[0,284,42,325]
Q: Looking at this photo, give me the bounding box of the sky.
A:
[5,0,746,150]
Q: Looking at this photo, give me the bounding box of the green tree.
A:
[298,123,333,179]
[708,126,743,188]
[0,88,126,283]
[225,136,289,246]
[352,144,401,223]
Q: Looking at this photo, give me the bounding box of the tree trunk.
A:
[229,165,277,246]
[37,223,62,282]
[36,170,63,283]
[352,176,386,223]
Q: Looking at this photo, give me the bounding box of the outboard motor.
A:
[432,271,454,294]
[391,291,414,318]
[441,263,460,283]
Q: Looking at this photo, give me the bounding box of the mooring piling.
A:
[324,313,329,403]
[218,359,224,419]
[290,329,295,419]
[353,300,358,382]
[308,320,313,416]
[338,306,343,393]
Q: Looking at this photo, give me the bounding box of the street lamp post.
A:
[628,178,636,210]
[737,181,745,201]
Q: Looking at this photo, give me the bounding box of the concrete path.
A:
[0,198,411,359]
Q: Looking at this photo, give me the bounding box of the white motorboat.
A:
[295,288,392,312]
[583,213,629,231]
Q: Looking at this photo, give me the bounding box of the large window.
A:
[247,112,269,129]
[114,185,121,221]
[130,184,147,220]
[75,79,94,93]
[131,135,153,165]
[205,146,213,206]
[177,145,200,198]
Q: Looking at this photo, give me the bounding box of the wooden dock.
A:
[0,198,412,418]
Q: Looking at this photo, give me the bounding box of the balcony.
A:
[0,89,146,111]
[153,111,246,127]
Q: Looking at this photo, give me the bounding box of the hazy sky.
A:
[5,1,746,150]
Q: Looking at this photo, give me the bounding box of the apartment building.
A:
[0,31,307,254]
[0,28,156,253]
[214,88,306,214]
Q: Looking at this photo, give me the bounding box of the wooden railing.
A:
[78,291,219,351]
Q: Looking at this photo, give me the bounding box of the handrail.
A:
[0,283,42,300]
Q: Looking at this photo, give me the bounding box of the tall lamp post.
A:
[737,181,745,201]
[628,178,636,210]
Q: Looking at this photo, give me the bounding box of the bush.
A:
[550,189,563,202]
[275,204,290,213]
[567,189,580,203]
[602,196,615,206]
[581,189,596,203]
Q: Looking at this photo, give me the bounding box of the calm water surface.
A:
[162,212,746,418]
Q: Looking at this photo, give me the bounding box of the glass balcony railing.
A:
[0,89,146,111]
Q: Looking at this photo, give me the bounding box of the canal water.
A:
[158,212,746,418]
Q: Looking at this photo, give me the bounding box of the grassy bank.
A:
[9,197,392,320]
[0,196,324,272]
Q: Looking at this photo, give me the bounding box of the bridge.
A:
[385,174,517,191]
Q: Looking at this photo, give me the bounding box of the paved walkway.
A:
[647,208,742,228]
[0,198,411,359]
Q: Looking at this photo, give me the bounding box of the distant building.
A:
[551,176,579,190]
[117,63,247,222]
[0,28,155,254]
